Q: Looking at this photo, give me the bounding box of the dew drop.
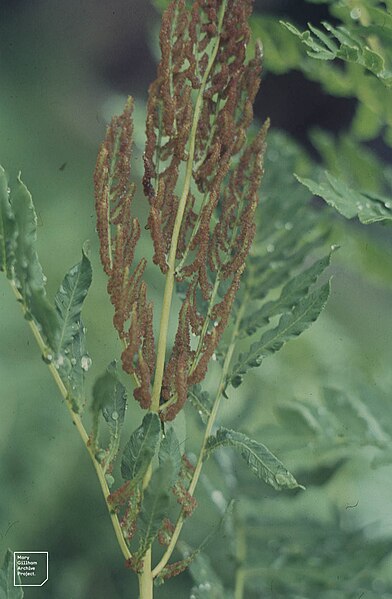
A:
[105,474,115,487]
[42,352,53,364]
[267,243,275,253]
[111,410,119,421]
[385,201,391,209]
[212,353,217,361]
[330,244,338,251]
[70,357,77,366]
[214,320,218,327]
[284,221,293,231]
[55,354,65,369]
[81,355,92,371]
[357,203,363,211]
[42,274,47,284]
[350,7,361,19]
[95,449,106,463]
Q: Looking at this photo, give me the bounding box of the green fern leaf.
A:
[91,367,128,465]
[53,246,92,409]
[159,426,182,486]
[101,363,127,434]
[137,460,174,559]
[242,252,334,336]
[205,428,303,491]
[61,326,90,411]
[55,245,92,353]
[230,281,330,388]
[282,20,392,87]
[0,166,16,278]
[11,175,45,299]
[188,385,212,423]
[121,413,161,483]
[10,174,60,348]
[296,171,392,224]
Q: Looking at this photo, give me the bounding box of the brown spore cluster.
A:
[94,0,268,420]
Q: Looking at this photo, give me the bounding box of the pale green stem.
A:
[9,281,132,563]
[138,548,153,599]
[138,464,154,597]
[150,0,227,412]
[152,300,246,578]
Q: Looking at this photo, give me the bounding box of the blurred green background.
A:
[1,1,392,597]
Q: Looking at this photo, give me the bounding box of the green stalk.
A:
[152,299,246,578]
[9,281,132,564]
[138,464,154,598]
[138,548,153,599]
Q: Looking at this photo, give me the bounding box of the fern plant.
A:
[0,1,342,598]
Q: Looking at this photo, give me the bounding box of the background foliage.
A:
[1,0,392,597]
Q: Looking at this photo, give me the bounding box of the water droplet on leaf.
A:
[350,7,361,19]
[54,354,65,369]
[42,352,53,364]
[105,474,115,487]
[81,355,92,371]
[95,449,106,463]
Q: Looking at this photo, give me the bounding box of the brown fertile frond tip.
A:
[94,98,155,408]
[95,0,268,419]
